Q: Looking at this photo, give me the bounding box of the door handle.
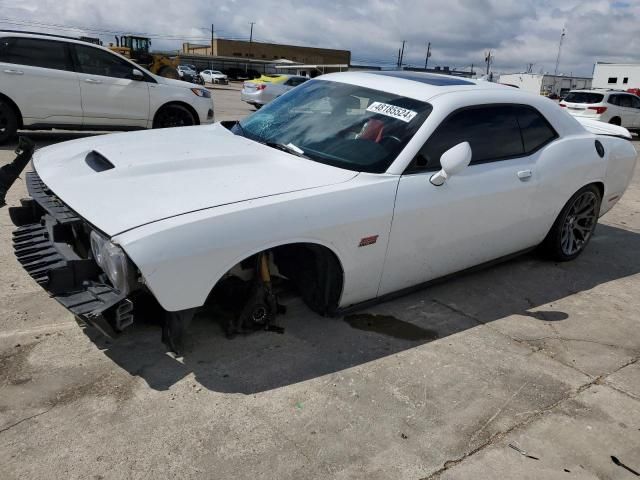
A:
[517,169,533,180]
[3,69,24,75]
[84,78,102,84]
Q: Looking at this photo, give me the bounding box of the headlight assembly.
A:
[191,88,211,98]
[90,231,135,295]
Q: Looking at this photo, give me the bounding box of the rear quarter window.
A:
[515,107,558,153]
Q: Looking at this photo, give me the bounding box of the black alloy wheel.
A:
[542,185,601,261]
[0,101,18,145]
[153,105,196,129]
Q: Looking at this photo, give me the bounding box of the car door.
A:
[616,94,636,127]
[0,36,82,126]
[379,104,558,295]
[630,95,640,127]
[72,43,150,128]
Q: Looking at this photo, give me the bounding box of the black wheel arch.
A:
[0,93,23,129]
[206,242,345,316]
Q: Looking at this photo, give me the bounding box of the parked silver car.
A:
[241,75,308,107]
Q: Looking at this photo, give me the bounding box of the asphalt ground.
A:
[0,86,639,479]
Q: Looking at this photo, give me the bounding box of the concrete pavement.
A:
[0,89,638,479]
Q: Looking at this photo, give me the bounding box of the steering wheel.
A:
[379,135,403,148]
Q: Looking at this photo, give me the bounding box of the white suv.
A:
[0,32,214,144]
[560,89,640,130]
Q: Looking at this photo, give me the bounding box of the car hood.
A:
[156,75,200,89]
[33,124,358,236]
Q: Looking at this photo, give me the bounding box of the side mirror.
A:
[430,142,472,186]
[131,69,144,81]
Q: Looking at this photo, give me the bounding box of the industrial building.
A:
[498,73,592,96]
[592,62,640,90]
[183,39,350,65]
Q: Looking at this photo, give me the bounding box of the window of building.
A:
[409,105,557,172]
[623,77,629,84]
[608,77,618,84]
[233,52,242,57]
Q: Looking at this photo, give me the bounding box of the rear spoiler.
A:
[575,117,633,140]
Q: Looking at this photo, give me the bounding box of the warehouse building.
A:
[183,39,350,65]
[498,72,592,97]
[592,62,640,90]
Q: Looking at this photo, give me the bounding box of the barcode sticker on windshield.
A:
[366,102,417,123]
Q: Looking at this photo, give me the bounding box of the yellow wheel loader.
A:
[110,36,179,79]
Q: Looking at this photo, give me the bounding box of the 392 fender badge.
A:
[359,235,379,247]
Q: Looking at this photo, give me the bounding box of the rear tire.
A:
[609,117,622,126]
[541,185,601,262]
[153,105,196,129]
[0,101,18,145]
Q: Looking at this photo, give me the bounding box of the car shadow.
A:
[84,223,640,394]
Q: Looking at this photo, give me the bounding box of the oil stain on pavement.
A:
[344,313,438,341]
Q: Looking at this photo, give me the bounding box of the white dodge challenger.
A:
[9,71,638,352]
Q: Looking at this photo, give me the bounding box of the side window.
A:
[631,96,640,109]
[1,37,72,71]
[74,44,135,79]
[618,95,633,108]
[608,95,619,106]
[0,37,11,62]
[514,106,558,152]
[411,105,524,172]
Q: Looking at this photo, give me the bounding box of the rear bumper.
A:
[240,91,264,105]
[9,171,133,338]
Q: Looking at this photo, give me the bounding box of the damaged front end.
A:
[9,170,139,340]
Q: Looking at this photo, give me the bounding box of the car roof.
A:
[0,30,105,48]
[318,71,511,102]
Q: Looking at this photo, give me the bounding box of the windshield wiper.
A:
[233,120,246,137]
[265,142,309,159]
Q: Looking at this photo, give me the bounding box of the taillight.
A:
[588,106,607,114]
[559,103,566,107]
[256,84,267,91]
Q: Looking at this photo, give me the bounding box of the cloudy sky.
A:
[1,0,639,75]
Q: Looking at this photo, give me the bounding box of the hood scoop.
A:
[85,150,115,172]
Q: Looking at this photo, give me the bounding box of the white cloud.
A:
[1,0,638,75]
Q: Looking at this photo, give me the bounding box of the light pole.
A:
[424,42,431,70]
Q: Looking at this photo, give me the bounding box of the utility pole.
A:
[470,63,474,76]
[484,50,492,75]
[554,28,566,76]
[210,23,215,54]
[249,22,256,43]
[399,40,406,68]
[397,48,401,67]
[424,42,431,70]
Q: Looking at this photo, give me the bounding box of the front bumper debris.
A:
[10,171,133,338]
